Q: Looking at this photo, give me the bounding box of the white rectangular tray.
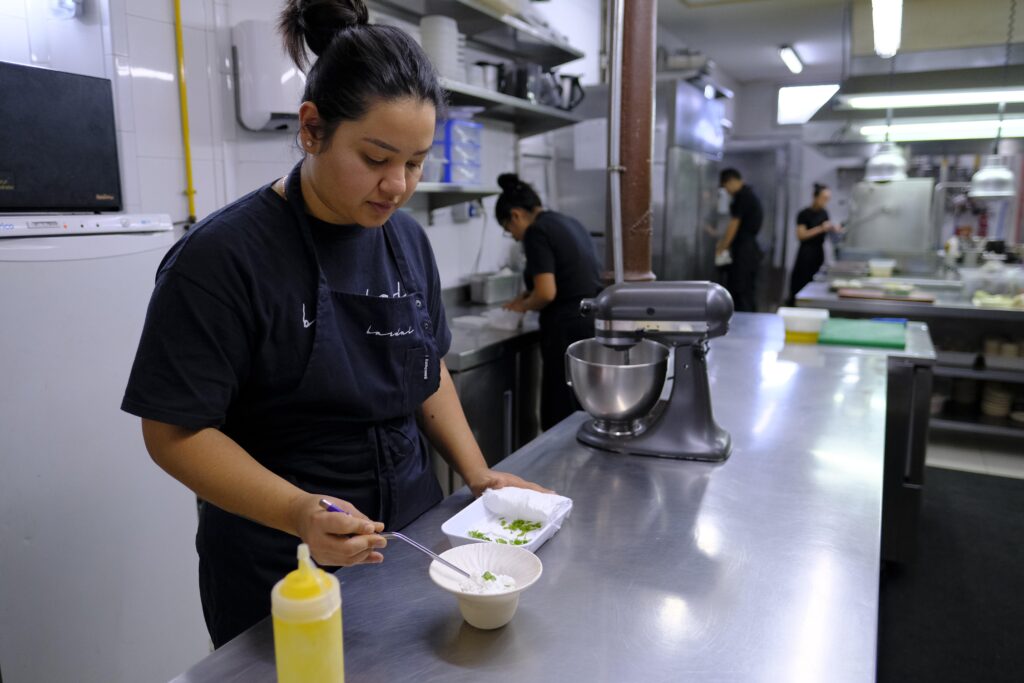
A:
[441,495,571,553]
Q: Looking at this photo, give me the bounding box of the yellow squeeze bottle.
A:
[272,544,344,683]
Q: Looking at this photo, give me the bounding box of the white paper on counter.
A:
[481,488,573,526]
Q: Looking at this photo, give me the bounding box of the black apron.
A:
[788,240,825,306]
[197,163,444,647]
[538,299,592,430]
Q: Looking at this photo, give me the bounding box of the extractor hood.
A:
[805,65,1024,147]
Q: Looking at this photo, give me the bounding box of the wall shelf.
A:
[931,414,1024,440]
[933,365,1024,384]
[440,78,582,136]
[414,182,500,211]
[372,0,582,69]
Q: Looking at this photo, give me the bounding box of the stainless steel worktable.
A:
[443,304,539,372]
[172,314,933,683]
[796,279,1024,323]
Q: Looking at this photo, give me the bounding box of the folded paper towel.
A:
[482,487,573,525]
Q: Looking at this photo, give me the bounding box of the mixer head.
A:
[579,281,734,349]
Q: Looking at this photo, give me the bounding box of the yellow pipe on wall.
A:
[172,0,197,224]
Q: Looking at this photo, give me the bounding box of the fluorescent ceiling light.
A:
[843,88,1024,110]
[859,118,1024,142]
[777,84,840,125]
[872,0,902,58]
[779,45,803,74]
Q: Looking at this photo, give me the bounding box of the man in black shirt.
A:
[717,168,764,312]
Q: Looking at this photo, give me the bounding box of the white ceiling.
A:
[658,0,849,84]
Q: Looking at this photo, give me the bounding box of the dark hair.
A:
[495,173,542,224]
[719,168,742,186]
[813,183,830,197]
[278,0,446,147]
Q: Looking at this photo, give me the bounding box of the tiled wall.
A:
[0,0,601,289]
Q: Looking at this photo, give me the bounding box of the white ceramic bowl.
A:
[429,543,543,629]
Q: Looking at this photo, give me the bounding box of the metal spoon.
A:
[317,499,472,580]
[381,532,474,581]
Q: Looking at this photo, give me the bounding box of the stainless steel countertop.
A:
[443,303,540,372]
[797,280,1024,323]
[173,313,931,683]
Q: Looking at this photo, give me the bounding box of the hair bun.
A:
[280,0,368,69]
[497,173,522,193]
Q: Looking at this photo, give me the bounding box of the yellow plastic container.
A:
[272,544,344,683]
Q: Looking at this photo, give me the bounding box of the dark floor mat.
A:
[878,467,1024,683]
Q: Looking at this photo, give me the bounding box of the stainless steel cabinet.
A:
[434,341,541,495]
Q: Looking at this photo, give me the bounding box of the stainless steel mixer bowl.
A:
[565,338,670,423]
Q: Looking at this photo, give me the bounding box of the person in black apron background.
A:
[121,0,547,648]
[494,174,603,431]
[716,168,764,312]
[787,183,843,306]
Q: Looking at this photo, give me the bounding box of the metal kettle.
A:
[556,74,585,111]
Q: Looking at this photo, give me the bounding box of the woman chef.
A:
[122,0,546,647]
[496,174,603,430]
[787,183,843,305]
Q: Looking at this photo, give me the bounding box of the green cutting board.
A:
[817,318,906,349]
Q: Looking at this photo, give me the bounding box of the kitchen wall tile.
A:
[183,26,215,161]
[233,132,299,164]
[191,158,219,221]
[116,130,142,212]
[46,4,106,77]
[0,1,27,19]
[126,0,212,30]
[111,55,136,132]
[104,0,129,57]
[233,161,294,202]
[0,15,29,64]
[138,155,189,221]
[213,2,232,75]
[127,15,184,159]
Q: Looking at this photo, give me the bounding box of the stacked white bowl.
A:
[981,383,1013,418]
[420,15,466,81]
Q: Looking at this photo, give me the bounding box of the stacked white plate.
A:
[981,382,1013,417]
[420,15,466,81]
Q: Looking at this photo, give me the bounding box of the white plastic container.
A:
[868,258,897,277]
[777,306,829,343]
[441,494,572,553]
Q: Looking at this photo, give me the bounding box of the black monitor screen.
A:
[0,61,122,212]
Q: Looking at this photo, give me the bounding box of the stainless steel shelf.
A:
[373,0,583,68]
[930,415,1024,439]
[439,78,582,136]
[933,365,1024,384]
[413,182,500,210]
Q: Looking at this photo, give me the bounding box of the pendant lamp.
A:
[865,142,907,182]
[865,57,907,182]
[969,0,1018,199]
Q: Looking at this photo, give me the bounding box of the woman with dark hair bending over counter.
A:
[121,0,547,647]
[496,173,603,430]
[788,183,843,305]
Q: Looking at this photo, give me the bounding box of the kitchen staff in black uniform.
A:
[716,168,764,312]
[121,0,546,648]
[496,174,602,430]
[787,183,843,305]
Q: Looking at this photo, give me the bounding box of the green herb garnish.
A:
[468,530,491,541]
[511,538,528,545]
[496,538,508,544]
[482,571,496,581]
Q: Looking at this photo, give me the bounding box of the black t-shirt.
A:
[121,184,451,430]
[522,210,602,312]
[729,184,764,242]
[796,207,829,250]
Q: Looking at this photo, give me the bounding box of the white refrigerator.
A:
[0,216,209,682]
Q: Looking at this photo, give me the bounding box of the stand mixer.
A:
[566,281,734,462]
